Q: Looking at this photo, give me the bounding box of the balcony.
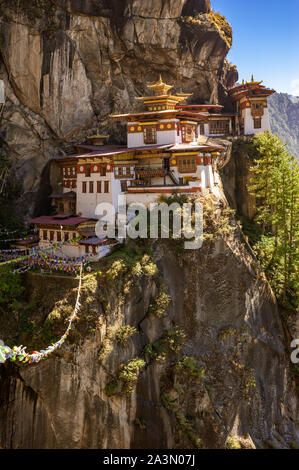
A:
[135,166,167,178]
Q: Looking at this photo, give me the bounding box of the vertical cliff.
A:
[0,195,298,449]
[0,0,237,216]
[0,1,297,450]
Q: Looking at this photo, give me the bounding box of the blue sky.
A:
[211,0,299,95]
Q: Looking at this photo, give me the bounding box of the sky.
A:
[211,0,299,95]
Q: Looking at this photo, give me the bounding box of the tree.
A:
[248,131,299,308]
[0,265,25,314]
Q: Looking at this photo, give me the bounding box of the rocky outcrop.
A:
[0,0,237,216]
[220,137,257,219]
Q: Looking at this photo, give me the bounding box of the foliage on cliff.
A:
[246,131,299,309]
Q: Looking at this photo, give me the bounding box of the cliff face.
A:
[0,197,298,449]
[1,1,297,451]
[0,0,237,216]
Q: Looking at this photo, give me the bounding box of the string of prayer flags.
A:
[0,265,83,364]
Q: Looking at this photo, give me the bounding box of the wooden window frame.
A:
[209,120,229,135]
[121,180,128,192]
[43,230,47,241]
[89,181,94,193]
[181,125,194,143]
[57,232,62,242]
[178,157,196,174]
[50,231,54,241]
[82,181,87,193]
[97,181,102,193]
[104,181,109,193]
[143,126,157,144]
[64,232,69,242]
[85,165,91,177]
[253,117,262,129]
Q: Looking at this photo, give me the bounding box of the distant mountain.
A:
[269,93,299,161]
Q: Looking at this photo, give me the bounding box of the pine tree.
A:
[248,131,299,308]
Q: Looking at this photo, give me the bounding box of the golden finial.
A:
[158,74,163,84]
[251,74,254,82]
[242,79,245,85]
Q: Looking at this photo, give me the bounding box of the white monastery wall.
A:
[76,171,116,218]
[243,108,271,135]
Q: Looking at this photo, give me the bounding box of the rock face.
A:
[0,202,298,449]
[0,0,237,216]
[220,138,257,219]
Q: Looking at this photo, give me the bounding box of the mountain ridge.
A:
[269,92,299,161]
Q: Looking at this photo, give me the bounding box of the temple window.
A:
[82,182,87,193]
[73,233,76,240]
[251,102,264,116]
[254,117,262,129]
[57,232,62,242]
[89,181,94,193]
[100,166,106,177]
[121,180,128,192]
[143,126,157,144]
[85,245,89,254]
[209,120,229,135]
[200,123,205,135]
[97,181,102,193]
[92,246,97,255]
[178,157,196,173]
[64,232,69,242]
[43,230,47,240]
[104,181,109,193]
[50,231,54,241]
[85,165,91,177]
[182,125,194,143]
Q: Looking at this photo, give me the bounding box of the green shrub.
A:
[145,326,186,362]
[226,436,242,449]
[174,356,205,381]
[104,381,118,396]
[148,286,171,318]
[115,325,138,345]
[118,358,146,395]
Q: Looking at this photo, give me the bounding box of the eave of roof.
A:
[53,144,173,161]
[29,215,94,226]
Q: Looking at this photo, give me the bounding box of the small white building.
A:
[230,77,275,135]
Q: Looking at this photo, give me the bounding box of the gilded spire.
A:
[147,74,173,96]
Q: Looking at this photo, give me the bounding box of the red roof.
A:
[177,104,223,109]
[53,144,173,161]
[29,215,94,226]
[79,238,114,246]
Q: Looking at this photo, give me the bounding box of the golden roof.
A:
[147,74,173,95]
[87,131,109,140]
